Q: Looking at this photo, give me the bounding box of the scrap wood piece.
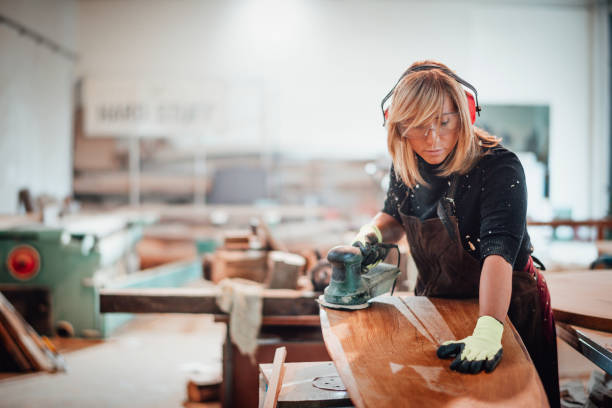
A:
[0,292,58,372]
[263,346,287,408]
[320,296,548,408]
[260,361,351,407]
[0,314,32,371]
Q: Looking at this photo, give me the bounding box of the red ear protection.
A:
[381,64,481,127]
[465,91,477,125]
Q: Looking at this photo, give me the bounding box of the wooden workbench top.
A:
[320,296,548,408]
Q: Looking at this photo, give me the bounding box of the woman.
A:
[354,60,559,407]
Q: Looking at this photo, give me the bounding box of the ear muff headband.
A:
[381,64,481,126]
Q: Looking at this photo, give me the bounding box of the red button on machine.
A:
[7,245,41,281]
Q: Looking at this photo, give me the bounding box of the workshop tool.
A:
[318,242,401,310]
[0,214,202,338]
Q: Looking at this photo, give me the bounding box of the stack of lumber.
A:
[0,292,64,372]
[211,250,267,283]
[210,229,268,284]
[211,228,307,289]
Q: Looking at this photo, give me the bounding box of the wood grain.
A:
[320,296,548,408]
[545,270,612,332]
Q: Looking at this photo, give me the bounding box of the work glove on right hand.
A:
[352,223,383,271]
[436,315,504,374]
[352,223,382,246]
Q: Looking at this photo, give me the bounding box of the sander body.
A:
[318,242,401,310]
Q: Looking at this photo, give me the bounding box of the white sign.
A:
[83,78,226,138]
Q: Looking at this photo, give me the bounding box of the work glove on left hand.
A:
[436,315,504,374]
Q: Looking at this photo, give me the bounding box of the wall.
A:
[74,0,606,218]
[0,0,77,213]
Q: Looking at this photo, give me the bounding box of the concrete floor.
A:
[0,314,225,408]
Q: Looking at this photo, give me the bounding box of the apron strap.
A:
[436,175,460,243]
[531,255,546,271]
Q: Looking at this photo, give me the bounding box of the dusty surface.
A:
[0,314,225,408]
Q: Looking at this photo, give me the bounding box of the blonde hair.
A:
[387,60,499,188]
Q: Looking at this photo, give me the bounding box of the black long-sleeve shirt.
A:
[382,145,533,270]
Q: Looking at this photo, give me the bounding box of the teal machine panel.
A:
[0,215,201,337]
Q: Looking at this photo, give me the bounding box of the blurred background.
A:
[0,1,610,407]
[1,0,609,219]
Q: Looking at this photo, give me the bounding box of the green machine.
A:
[0,214,202,338]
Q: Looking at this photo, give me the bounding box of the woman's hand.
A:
[437,315,504,373]
[437,254,511,373]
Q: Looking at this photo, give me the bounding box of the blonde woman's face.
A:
[404,96,459,165]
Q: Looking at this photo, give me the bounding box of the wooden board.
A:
[320,296,548,408]
[0,292,54,371]
[260,361,352,408]
[544,270,612,332]
[262,346,287,408]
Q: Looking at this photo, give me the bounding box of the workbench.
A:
[258,361,352,408]
[100,285,325,408]
[545,270,612,374]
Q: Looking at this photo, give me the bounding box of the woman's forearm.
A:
[372,212,405,243]
[479,255,513,323]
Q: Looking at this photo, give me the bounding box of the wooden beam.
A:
[99,287,320,316]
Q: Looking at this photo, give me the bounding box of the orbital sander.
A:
[318,242,401,310]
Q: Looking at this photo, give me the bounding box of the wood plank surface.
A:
[99,287,320,316]
[320,296,548,408]
[260,361,352,408]
[545,270,612,332]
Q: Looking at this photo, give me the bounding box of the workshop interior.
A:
[0,1,611,407]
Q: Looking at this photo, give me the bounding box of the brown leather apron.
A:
[398,176,560,408]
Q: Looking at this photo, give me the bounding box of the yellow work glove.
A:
[352,223,382,246]
[436,315,504,374]
[352,223,383,271]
